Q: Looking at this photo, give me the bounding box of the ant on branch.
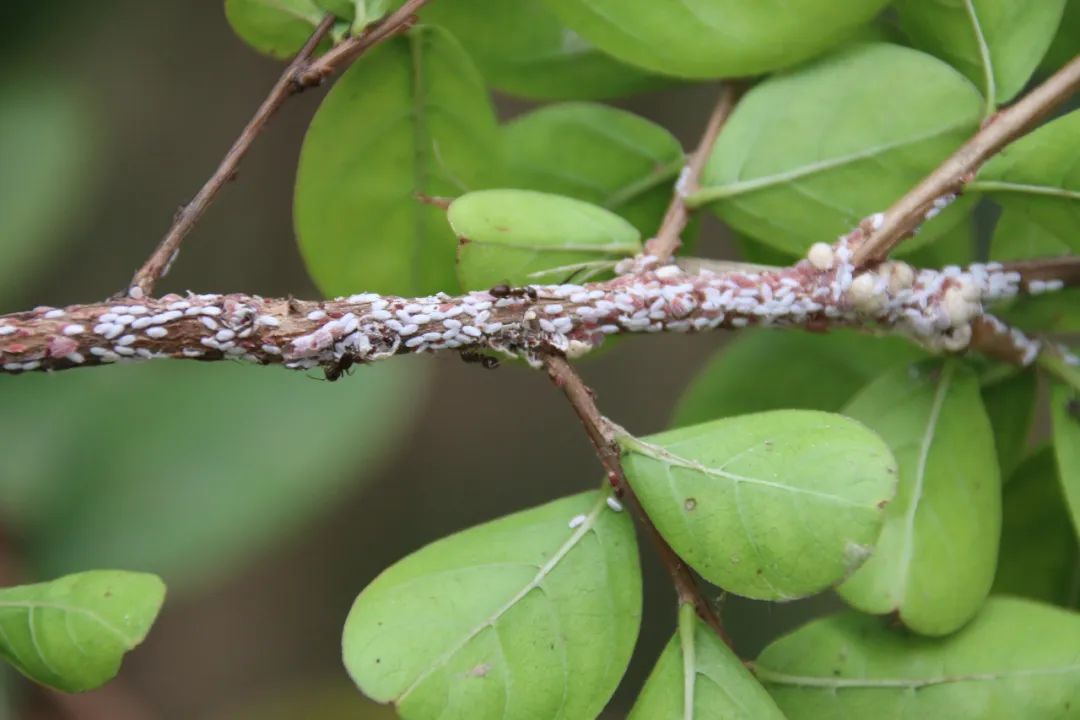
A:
[460,350,500,369]
[488,283,537,301]
[322,352,356,382]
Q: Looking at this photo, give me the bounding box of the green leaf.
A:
[0,76,97,306]
[672,330,926,428]
[695,43,983,256]
[0,570,164,693]
[224,0,329,58]
[502,103,685,238]
[342,490,640,719]
[982,369,1037,480]
[898,214,975,267]
[896,0,1066,105]
[990,207,1080,333]
[755,597,1080,718]
[313,0,355,19]
[295,26,500,297]
[451,189,641,289]
[1041,0,1080,73]
[837,361,1000,635]
[628,603,785,720]
[1052,384,1080,540]
[993,448,1080,607]
[423,0,667,99]
[977,109,1080,252]
[0,361,421,591]
[619,410,896,600]
[540,0,891,78]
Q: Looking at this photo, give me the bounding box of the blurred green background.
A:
[0,2,848,718]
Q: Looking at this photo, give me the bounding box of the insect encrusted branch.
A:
[851,54,1080,266]
[542,353,733,646]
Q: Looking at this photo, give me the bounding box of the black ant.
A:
[322,353,356,381]
[460,350,500,369]
[489,284,537,301]
[1067,396,1080,422]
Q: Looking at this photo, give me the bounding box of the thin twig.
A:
[128,16,335,296]
[645,83,744,262]
[543,353,733,645]
[852,54,1080,266]
[128,0,430,297]
[294,0,431,86]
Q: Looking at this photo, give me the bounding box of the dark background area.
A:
[1,3,849,717]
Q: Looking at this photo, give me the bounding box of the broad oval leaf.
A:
[982,369,1037,480]
[619,410,897,600]
[295,26,500,297]
[0,361,421,590]
[540,0,890,78]
[977,109,1080,252]
[224,0,329,58]
[755,597,1080,718]
[695,43,983,256]
[672,330,926,428]
[451,189,641,289]
[897,0,1066,105]
[628,603,785,720]
[1052,384,1080,540]
[424,0,667,99]
[993,447,1080,607]
[503,103,686,238]
[0,570,164,692]
[837,361,1000,636]
[342,491,641,719]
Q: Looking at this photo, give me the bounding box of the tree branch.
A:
[644,83,744,262]
[1,249,1054,375]
[851,54,1080,266]
[543,354,732,645]
[128,1,429,297]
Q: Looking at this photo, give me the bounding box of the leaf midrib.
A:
[753,662,1080,690]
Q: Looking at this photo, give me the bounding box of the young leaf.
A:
[628,603,785,720]
[0,361,420,590]
[342,491,641,720]
[976,109,1080,252]
[896,0,1066,105]
[837,361,1000,636]
[1051,384,1080,539]
[502,103,686,237]
[982,369,1037,480]
[451,189,641,289]
[423,0,667,99]
[295,26,500,297]
[224,0,329,59]
[0,570,165,693]
[672,330,926,428]
[755,597,1080,718]
[540,0,890,77]
[695,43,983,256]
[619,410,897,600]
[993,447,1080,607]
